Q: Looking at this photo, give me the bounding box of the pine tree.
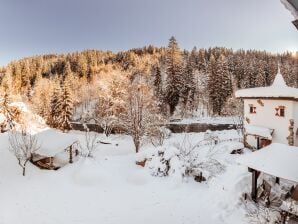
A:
[217,54,232,113]
[208,54,218,115]
[57,79,73,132]
[197,49,207,73]
[20,62,31,95]
[152,65,163,107]
[32,78,54,122]
[181,48,196,113]
[77,54,88,78]
[63,61,72,82]
[165,36,183,115]
[49,85,61,128]
[255,59,266,87]
[208,54,231,115]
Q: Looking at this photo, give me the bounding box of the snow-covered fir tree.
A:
[165,36,184,115]
[49,85,61,128]
[57,77,73,132]
[152,64,163,110]
[208,53,232,115]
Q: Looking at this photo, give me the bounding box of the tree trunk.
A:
[134,137,140,153]
[18,159,26,176]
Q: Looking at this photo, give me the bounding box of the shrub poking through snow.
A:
[79,130,100,158]
[149,127,171,147]
[245,202,282,224]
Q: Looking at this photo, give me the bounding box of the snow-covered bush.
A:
[144,135,226,180]
[146,145,181,177]
[148,149,170,177]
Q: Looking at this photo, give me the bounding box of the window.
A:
[275,106,285,117]
[249,104,256,114]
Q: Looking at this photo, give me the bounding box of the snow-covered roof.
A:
[34,129,78,157]
[245,125,274,139]
[235,71,298,100]
[281,0,298,19]
[238,143,298,183]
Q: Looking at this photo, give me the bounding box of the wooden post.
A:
[251,169,258,202]
[69,145,73,164]
[50,157,54,167]
[257,137,260,150]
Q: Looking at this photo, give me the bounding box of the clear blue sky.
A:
[0,0,297,66]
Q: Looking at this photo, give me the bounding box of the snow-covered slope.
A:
[0,102,48,133]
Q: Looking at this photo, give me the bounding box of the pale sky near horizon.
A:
[0,0,297,66]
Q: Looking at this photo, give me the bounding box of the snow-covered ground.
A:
[0,128,255,224]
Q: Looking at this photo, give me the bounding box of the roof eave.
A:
[293,19,298,29]
[236,96,298,101]
[281,0,298,18]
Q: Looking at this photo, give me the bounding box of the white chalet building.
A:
[236,70,298,149]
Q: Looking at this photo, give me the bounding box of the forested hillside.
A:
[0,37,297,130]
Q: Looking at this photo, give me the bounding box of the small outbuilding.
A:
[32,129,79,170]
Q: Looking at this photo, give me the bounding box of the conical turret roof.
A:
[236,68,298,100]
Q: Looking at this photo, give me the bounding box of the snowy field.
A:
[0,130,253,224]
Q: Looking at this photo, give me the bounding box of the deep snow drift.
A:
[0,129,253,224]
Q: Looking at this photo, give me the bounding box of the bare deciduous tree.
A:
[9,130,40,176]
[94,70,129,137]
[79,130,99,157]
[121,78,165,153]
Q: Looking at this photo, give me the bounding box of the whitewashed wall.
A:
[294,102,298,146]
[244,99,295,147]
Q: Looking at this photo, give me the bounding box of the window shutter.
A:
[253,107,256,114]
[275,108,279,116]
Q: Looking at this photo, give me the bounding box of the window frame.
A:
[275,106,285,117]
[249,104,256,114]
